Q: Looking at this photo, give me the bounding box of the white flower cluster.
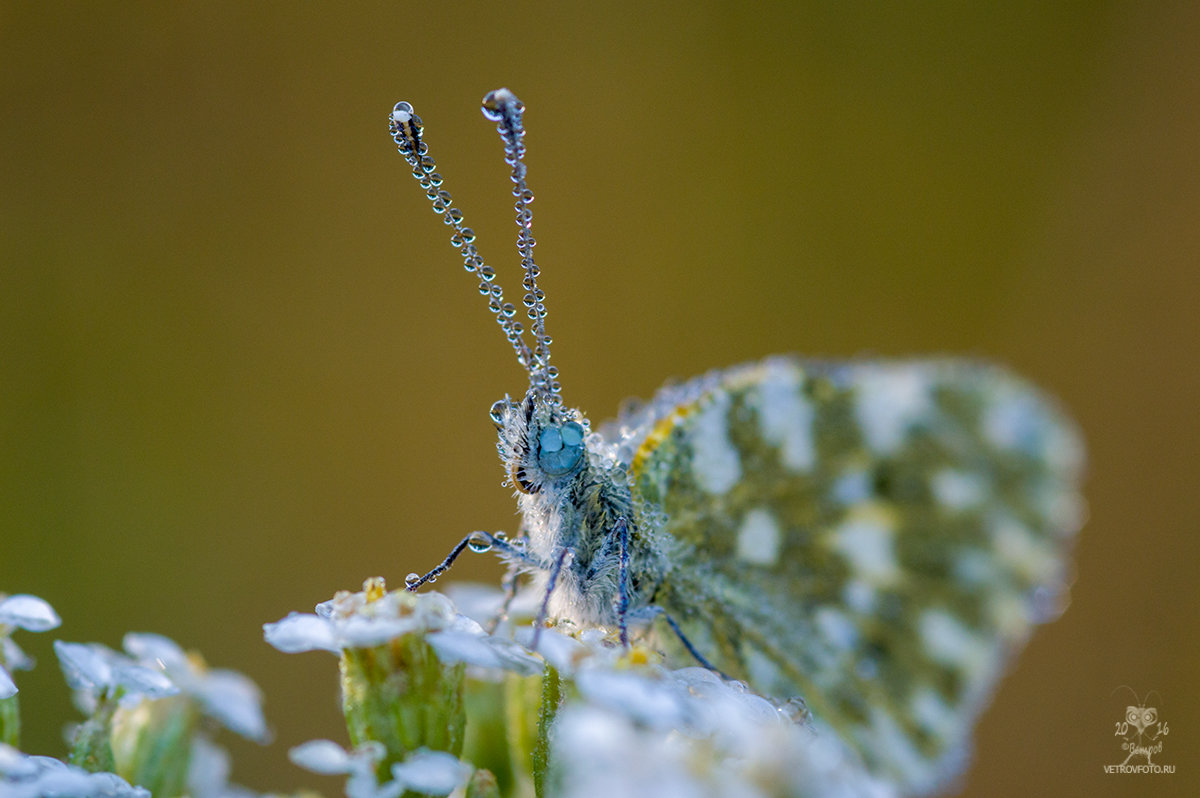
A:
[1,590,270,798]
[269,582,895,798]
[54,633,268,743]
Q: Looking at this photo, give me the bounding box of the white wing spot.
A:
[952,548,999,586]
[814,607,859,653]
[831,468,872,505]
[756,361,816,471]
[911,686,962,740]
[990,514,1058,584]
[736,507,782,566]
[854,367,933,454]
[831,506,899,585]
[918,609,992,680]
[842,579,877,613]
[689,390,741,495]
[931,468,987,510]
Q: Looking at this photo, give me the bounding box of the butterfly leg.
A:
[531,546,572,650]
[629,605,729,678]
[405,530,540,592]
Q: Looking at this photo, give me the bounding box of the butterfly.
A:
[388,89,1085,794]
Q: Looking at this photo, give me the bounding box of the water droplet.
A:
[489,400,509,425]
[405,573,421,588]
[501,303,516,318]
[467,533,493,554]
[494,531,509,543]
[480,92,505,121]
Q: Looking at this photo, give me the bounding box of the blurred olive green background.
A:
[2,3,1197,795]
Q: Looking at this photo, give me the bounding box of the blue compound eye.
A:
[538,422,584,475]
[540,426,563,453]
[560,421,584,447]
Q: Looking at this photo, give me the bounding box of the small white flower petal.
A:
[0,667,16,699]
[262,613,340,653]
[289,739,385,776]
[2,638,32,673]
[518,627,583,672]
[122,633,189,671]
[389,750,470,796]
[112,661,177,699]
[54,642,114,691]
[288,739,354,774]
[447,613,486,636]
[194,669,269,742]
[442,584,508,625]
[186,736,232,798]
[575,669,687,729]
[426,631,542,676]
[0,595,61,632]
[0,742,38,776]
[338,615,421,648]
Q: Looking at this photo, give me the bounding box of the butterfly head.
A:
[490,392,590,495]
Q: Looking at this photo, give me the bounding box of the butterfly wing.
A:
[606,356,1084,793]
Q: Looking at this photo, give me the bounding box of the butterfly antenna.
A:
[481,89,560,408]
[389,98,534,372]
[390,90,562,407]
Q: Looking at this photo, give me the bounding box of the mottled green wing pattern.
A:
[619,356,1084,793]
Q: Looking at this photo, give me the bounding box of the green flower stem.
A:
[0,693,18,748]
[532,666,561,798]
[340,631,466,780]
[111,695,199,797]
[462,679,514,793]
[67,691,118,773]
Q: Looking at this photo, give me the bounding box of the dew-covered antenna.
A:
[389,89,561,407]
